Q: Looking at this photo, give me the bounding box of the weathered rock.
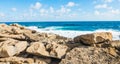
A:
[33,56,51,64]
[0,45,16,57]
[74,32,112,45]
[15,41,28,54]
[0,38,9,42]
[60,47,120,64]
[0,39,28,57]
[27,42,68,59]
[109,40,120,50]
[23,31,41,42]
[46,42,68,59]
[26,42,50,57]
[0,33,26,40]
[10,23,25,29]
[0,57,51,64]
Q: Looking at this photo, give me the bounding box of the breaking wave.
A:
[27,26,120,40]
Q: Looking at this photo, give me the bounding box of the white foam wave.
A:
[26,26,120,40]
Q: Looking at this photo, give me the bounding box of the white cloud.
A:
[49,7,54,13]
[40,9,46,13]
[95,4,112,9]
[94,10,100,15]
[95,4,108,9]
[57,6,71,14]
[0,13,5,17]
[111,9,120,14]
[32,2,42,9]
[104,0,113,3]
[11,8,17,12]
[66,2,75,7]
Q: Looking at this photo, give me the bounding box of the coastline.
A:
[0,23,120,64]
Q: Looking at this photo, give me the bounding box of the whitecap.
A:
[26,26,120,40]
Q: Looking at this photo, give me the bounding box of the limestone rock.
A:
[27,42,68,59]
[110,40,120,50]
[60,47,120,64]
[23,31,41,42]
[0,33,26,40]
[0,39,28,57]
[74,32,112,45]
[0,57,50,64]
[0,45,16,57]
[26,42,50,57]
[10,23,25,29]
[46,42,68,59]
[15,41,28,54]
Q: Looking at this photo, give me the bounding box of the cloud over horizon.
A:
[0,0,120,21]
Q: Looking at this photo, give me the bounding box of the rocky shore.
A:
[0,23,120,64]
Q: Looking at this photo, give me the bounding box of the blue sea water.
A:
[1,21,120,40]
[4,21,120,31]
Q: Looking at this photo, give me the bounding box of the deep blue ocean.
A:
[1,21,120,40]
[3,21,120,31]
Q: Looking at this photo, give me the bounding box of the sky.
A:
[0,0,120,21]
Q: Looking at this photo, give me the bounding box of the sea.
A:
[1,21,120,40]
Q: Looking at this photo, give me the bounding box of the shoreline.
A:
[27,26,120,40]
[0,23,120,64]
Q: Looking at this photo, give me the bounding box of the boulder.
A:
[74,32,112,45]
[0,45,16,57]
[15,41,28,54]
[59,47,120,64]
[46,42,68,59]
[0,33,26,40]
[26,42,68,59]
[10,23,25,29]
[109,40,120,50]
[23,31,41,42]
[26,42,50,57]
[0,39,28,57]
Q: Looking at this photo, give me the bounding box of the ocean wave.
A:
[26,26,120,40]
[27,26,64,31]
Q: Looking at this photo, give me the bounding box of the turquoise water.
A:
[3,21,120,31]
[1,21,120,39]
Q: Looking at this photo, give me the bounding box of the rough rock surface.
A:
[0,57,51,64]
[0,39,28,57]
[27,42,68,59]
[74,32,112,45]
[26,42,50,57]
[60,47,120,64]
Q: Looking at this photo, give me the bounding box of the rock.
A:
[0,45,16,57]
[46,42,68,59]
[27,42,68,59]
[46,33,57,39]
[11,27,23,34]
[0,39,28,57]
[26,42,50,57]
[0,38,9,42]
[0,33,26,40]
[33,56,51,64]
[0,57,33,64]
[15,41,28,54]
[23,31,41,42]
[108,47,118,56]
[10,23,25,29]
[74,32,112,45]
[60,47,120,64]
[110,40,120,50]
[0,57,50,64]
[0,24,12,34]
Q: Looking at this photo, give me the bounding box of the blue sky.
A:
[0,0,120,21]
